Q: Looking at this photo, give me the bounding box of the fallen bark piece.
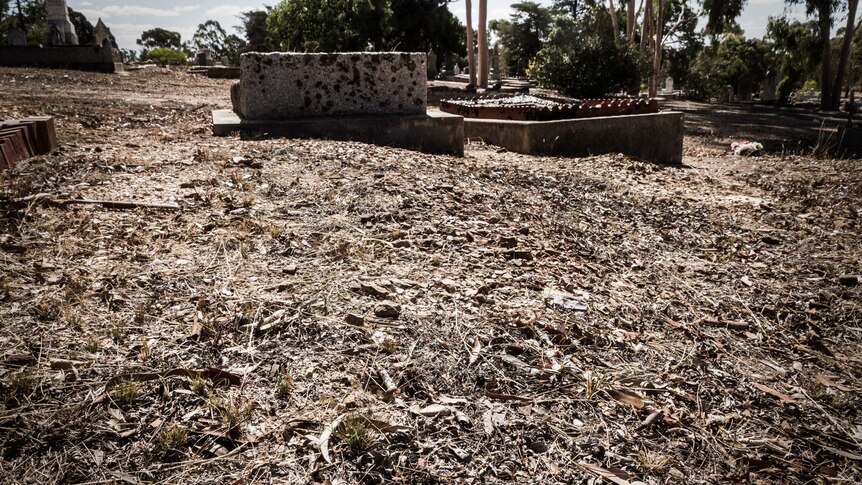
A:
[638,409,664,430]
[702,318,750,331]
[751,381,797,403]
[607,389,646,409]
[319,413,346,463]
[2,194,180,211]
[578,462,640,485]
[58,198,181,211]
[94,367,241,403]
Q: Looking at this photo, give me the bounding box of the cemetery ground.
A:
[0,66,860,484]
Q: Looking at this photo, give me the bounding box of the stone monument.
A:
[213,52,463,155]
[427,49,438,80]
[737,73,753,102]
[93,18,112,48]
[762,70,778,102]
[663,76,674,93]
[44,0,79,46]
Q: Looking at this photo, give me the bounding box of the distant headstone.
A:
[220,55,229,66]
[427,49,438,80]
[44,0,79,45]
[664,76,674,92]
[6,28,26,46]
[737,73,753,102]
[195,50,213,66]
[762,69,778,102]
[492,45,501,81]
[93,18,111,47]
[454,64,461,76]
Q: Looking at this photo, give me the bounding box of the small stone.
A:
[374,301,401,319]
[499,236,518,248]
[360,283,389,297]
[543,288,588,312]
[345,313,364,326]
[508,250,533,260]
[439,278,458,292]
[284,264,297,275]
[760,235,781,245]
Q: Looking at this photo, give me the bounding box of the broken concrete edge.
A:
[212,109,464,156]
[464,111,685,164]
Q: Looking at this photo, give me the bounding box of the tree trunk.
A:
[466,0,476,87]
[819,2,833,111]
[641,0,651,49]
[831,0,858,110]
[609,0,620,38]
[478,0,489,88]
[627,0,635,42]
[649,0,664,97]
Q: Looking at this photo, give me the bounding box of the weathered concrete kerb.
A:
[215,52,463,155]
[464,111,685,164]
[232,52,427,119]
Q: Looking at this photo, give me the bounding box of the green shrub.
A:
[142,48,188,66]
[535,16,649,98]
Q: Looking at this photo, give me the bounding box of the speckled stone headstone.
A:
[233,52,427,119]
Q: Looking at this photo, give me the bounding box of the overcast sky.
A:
[69,0,835,52]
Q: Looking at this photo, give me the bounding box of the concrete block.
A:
[234,52,426,119]
[465,111,684,164]
[213,108,463,156]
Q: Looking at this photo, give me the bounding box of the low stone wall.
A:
[233,52,426,119]
[465,111,684,164]
[0,45,117,73]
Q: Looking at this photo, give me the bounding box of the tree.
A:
[191,20,246,64]
[789,0,841,109]
[766,17,821,102]
[686,32,771,99]
[388,0,462,54]
[266,0,463,61]
[831,0,859,108]
[137,28,182,50]
[478,0,488,87]
[239,9,271,52]
[466,0,476,85]
[267,0,381,51]
[68,7,93,44]
[489,2,552,76]
[702,0,747,36]
[535,14,650,97]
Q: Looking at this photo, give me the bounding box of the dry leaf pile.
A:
[0,67,860,484]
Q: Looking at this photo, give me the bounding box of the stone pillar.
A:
[44,0,78,45]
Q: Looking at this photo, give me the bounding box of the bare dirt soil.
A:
[1,67,861,484]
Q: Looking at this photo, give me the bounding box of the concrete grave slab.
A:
[216,52,464,155]
[213,108,464,155]
[464,111,684,164]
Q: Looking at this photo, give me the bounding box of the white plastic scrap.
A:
[731,140,763,156]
